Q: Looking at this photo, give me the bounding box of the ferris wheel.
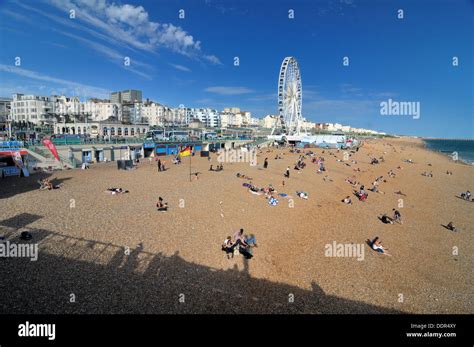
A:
[273,56,303,136]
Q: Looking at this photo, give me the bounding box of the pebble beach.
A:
[0,137,472,314]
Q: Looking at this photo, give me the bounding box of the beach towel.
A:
[268,197,279,206]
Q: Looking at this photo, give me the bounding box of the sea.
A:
[423,139,474,165]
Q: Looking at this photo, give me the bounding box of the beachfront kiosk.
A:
[0,141,30,178]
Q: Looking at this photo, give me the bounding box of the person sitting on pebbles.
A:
[446,222,458,232]
[221,236,234,259]
[369,236,391,256]
[156,197,168,212]
[392,209,402,224]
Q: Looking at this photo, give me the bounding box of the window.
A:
[110,127,115,136]
[117,127,122,136]
[124,128,129,136]
[130,128,135,136]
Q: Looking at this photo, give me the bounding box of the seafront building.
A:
[10,94,56,125]
[0,97,12,125]
[53,121,149,139]
[4,91,385,139]
[110,90,142,104]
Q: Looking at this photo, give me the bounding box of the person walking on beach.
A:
[157,159,162,172]
[284,166,290,178]
[263,158,268,169]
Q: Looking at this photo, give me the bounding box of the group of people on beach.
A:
[156,159,166,172]
[379,209,403,225]
[221,228,258,259]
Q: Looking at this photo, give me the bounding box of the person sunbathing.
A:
[249,185,260,193]
[369,185,378,193]
[379,214,394,224]
[156,197,168,211]
[345,177,356,185]
[369,237,391,256]
[38,179,49,190]
[342,196,352,205]
[370,158,379,165]
[41,178,62,190]
[106,187,129,194]
[296,191,308,199]
[460,191,471,200]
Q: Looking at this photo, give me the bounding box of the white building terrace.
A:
[54,121,149,138]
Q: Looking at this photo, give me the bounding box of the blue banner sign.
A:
[0,141,24,148]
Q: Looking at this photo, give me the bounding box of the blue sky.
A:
[0,0,472,138]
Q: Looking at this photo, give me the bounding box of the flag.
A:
[42,138,60,161]
[179,146,191,157]
[12,151,24,168]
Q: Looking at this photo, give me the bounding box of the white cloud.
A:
[170,64,191,72]
[46,0,217,61]
[205,86,254,95]
[204,55,222,65]
[0,64,110,99]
